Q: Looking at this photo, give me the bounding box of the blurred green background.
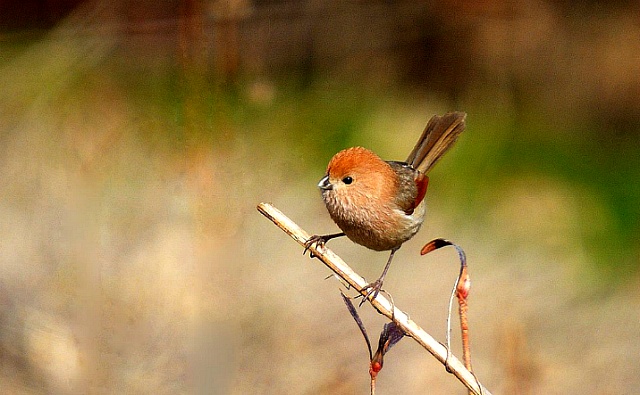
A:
[1,0,639,394]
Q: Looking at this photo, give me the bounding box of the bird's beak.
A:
[318,175,332,191]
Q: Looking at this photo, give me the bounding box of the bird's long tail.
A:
[405,112,466,174]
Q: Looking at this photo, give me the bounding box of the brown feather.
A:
[405,112,466,174]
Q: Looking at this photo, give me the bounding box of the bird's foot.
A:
[303,233,344,257]
[359,279,384,306]
[303,235,328,257]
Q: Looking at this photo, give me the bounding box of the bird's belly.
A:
[334,204,426,251]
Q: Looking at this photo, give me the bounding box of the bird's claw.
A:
[303,235,326,258]
[303,232,345,257]
[358,279,384,307]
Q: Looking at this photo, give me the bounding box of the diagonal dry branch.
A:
[257,202,492,395]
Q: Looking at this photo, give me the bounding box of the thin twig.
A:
[421,238,478,394]
[257,202,492,395]
[457,267,472,370]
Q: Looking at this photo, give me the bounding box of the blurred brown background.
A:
[1,0,639,393]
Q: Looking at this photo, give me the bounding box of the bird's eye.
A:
[342,176,353,185]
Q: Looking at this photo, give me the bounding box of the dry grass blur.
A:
[0,1,639,394]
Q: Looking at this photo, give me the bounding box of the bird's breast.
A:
[324,190,426,251]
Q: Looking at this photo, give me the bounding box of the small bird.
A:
[306,112,466,300]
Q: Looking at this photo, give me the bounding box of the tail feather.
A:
[406,112,466,174]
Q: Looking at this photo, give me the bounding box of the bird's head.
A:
[318,146,396,212]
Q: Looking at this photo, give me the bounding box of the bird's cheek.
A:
[323,189,346,210]
[321,189,338,207]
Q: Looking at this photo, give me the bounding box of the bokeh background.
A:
[1,0,639,393]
